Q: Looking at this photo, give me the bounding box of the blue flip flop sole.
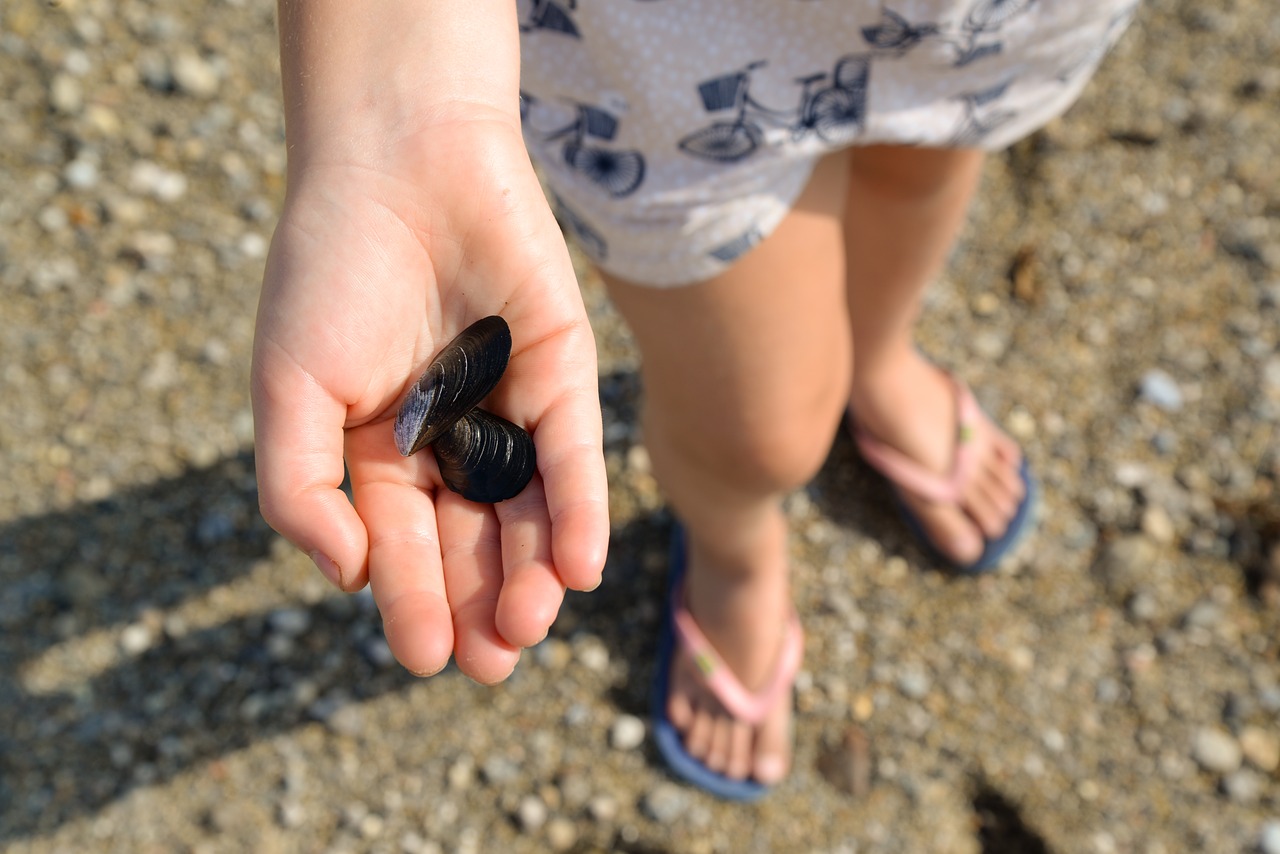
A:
[892,456,1038,574]
[650,524,772,802]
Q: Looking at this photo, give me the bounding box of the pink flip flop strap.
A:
[671,592,804,726]
[850,373,982,506]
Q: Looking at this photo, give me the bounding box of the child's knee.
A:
[650,374,848,497]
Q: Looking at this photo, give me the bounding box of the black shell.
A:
[393,315,535,503]
[433,408,537,503]
[394,316,512,457]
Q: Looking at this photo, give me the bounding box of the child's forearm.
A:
[276,0,521,169]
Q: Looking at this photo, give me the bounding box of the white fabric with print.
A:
[519,0,1138,286]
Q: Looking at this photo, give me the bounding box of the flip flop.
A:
[850,373,1038,574]
[650,524,804,801]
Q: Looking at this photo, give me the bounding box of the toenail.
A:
[755,755,786,784]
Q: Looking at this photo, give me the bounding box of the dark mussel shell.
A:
[433,408,537,503]
[393,315,536,503]
[394,316,512,457]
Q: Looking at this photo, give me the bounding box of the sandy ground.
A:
[1,1,1278,852]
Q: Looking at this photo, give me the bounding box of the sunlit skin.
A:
[253,0,608,684]
[604,145,1023,784]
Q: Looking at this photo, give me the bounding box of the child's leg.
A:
[843,145,1026,566]
[602,151,854,783]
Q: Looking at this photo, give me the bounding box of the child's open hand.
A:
[251,108,608,683]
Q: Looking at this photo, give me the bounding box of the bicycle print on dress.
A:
[677,55,871,163]
[861,9,941,56]
[517,0,581,38]
[709,227,764,265]
[859,0,1038,67]
[946,81,1017,146]
[522,94,647,197]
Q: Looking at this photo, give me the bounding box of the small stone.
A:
[573,634,610,672]
[326,704,364,738]
[545,817,577,851]
[268,607,312,637]
[1098,536,1158,599]
[971,292,1001,316]
[626,444,651,475]
[277,799,305,829]
[1223,769,1263,804]
[587,794,618,823]
[1123,643,1157,675]
[562,703,590,728]
[130,160,188,202]
[1192,727,1242,774]
[238,231,268,260]
[1127,590,1159,622]
[1183,600,1223,630]
[896,664,931,700]
[482,756,520,785]
[49,73,83,114]
[398,831,427,853]
[1141,506,1176,544]
[973,330,1007,360]
[127,230,178,269]
[1259,821,1280,854]
[171,51,220,97]
[610,714,646,751]
[1005,407,1036,441]
[533,638,571,670]
[515,795,546,832]
[195,509,236,545]
[641,783,689,824]
[362,636,396,668]
[37,205,69,233]
[817,726,873,798]
[85,104,121,136]
[63,158,100,190]
[1139,369,1183,412]
[1240,726,1280,772]
[447,756,475,791]
[120,622,155,655]
[1113,462,1152,488]
[1007,645,1035,673]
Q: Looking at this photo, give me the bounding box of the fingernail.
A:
[310,550,343,588]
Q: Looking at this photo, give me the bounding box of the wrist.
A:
[276,0,521,169]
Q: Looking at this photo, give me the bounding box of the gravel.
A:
[2,0,1279,852]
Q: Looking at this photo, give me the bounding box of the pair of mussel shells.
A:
[393,316,535,503]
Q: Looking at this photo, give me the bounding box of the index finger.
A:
[251,347,371,590]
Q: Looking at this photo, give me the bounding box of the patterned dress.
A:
[518,0,1139,285]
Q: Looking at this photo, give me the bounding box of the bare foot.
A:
[666,514,797,785]
[849,353,1026,568]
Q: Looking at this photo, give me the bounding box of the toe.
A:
[915,501,985,565]
[668,679,695,733]
[724,719,754,781]
[965,478,1011,542]
[703,714,734,775]
[752,687,792,785]
[684,701,715,762]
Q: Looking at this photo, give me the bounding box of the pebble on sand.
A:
[1191,726,1243,774]
[1139,369,1184,412]
[609,714,646,751]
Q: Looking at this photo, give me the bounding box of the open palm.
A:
[252,117,608,683]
